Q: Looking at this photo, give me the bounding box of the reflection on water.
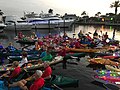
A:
[1,25,118,90]
[1,25,120,47]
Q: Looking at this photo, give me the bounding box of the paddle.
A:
[52,84,63,90]
[0,71,10,78]
[103,83,120,90]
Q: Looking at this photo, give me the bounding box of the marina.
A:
[0,0,120,90]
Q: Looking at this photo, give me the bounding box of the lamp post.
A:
[48,20,50,33]
[8,21,17,36]
[63,19,65,34]
[35,22,37,33]
[112,28,116,40]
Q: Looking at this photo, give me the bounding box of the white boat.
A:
[26,18,57,29]
[40,14,75,28]
[25,13,75,29]
[4,15,32,31]
[0,21,6,30]
[0,16,6,31]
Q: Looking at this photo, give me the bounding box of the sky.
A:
[0,0,119,17]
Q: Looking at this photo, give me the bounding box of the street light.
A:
[63,19,65,34]
[34,22,37,33]
[48,20,50,33]
[8,21,17,36]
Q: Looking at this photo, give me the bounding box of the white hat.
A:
[36,70,43,77]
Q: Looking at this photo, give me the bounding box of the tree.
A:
[110,0,120,15]
[81,11,86,16]
[0,10,4,15]
[48,9,53,14]
[95,12,101,17]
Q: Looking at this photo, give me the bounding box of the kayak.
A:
[0,80,54,90]
[102,55,120,59]
[94,70,120,77]
[105,65,120,72]
[16,39,37,45]
[45,74,79,88]
[64,53,86,60]
[67,48,101,53]
[89,52,112,58]
[94,75,120,86]
[88,58,119,65]
[0,56,63,72]
[0,49,40,58]
[8,54,41,61]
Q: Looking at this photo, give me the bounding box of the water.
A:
[1,25,120,90]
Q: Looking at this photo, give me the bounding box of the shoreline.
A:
[74,22,120,26]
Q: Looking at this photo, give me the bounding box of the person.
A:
[34,42,40,51]
[63,32,69,40]
[32,32,37,39]
[102,32,108,44]
[18,32,23,39]
[1,61,21,81]
[41,61,52,80]
[93,29,98,38]
[19,52,28,67]
[0,42,6,64]
[37,38,43,47]
[58,46,67,69]
[9,70,44,90]
[78,30,84,39]
[41,47,53,62]
[74,39,85,48]
[6,42,16,52]
[40,47,47,58]
[0,42,4,51]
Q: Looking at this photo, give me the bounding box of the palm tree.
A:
[48,9,53,14]
[110,0,120,15]
[81,11,86,16]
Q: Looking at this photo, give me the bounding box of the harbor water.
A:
[1,25,120,90]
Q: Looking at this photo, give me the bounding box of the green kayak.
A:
[45,74,79,88]
[64,53,86,60]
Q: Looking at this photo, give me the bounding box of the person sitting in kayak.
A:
[41,61,52,80]
[37,38,43,47]
[102,32,108,44]
[19,51,28,67]
[41,47,53,62]
[34,42,40,51]
[6,42,16,52]
[40,47,47,58]
[63,32,69,40]
[0,42,4,51]
[8,70,44,90]
[1,61,21,82]
[18,32,23,39]
[74,39,85,48]
[78,30,84,39]
[0,42,7,53]
[93,29,98,38]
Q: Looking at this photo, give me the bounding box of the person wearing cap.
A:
[9,70,44,90]
[19,51,28,67]
[41,61,52,80]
